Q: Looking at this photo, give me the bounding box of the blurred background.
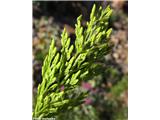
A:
[33,1,128,120]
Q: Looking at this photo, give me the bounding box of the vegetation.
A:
[33,4,113,119]
[33,1,128,120]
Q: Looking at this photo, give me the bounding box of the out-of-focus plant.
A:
[57,105,99,120]
[32,4,113,119]
[56,69,128,120]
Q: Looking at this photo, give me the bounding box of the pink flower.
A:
[60,85,64,91]
[82,82,92,90]
[84,98,92,105]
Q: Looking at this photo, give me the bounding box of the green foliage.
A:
[110,76,128,97]
[33,4,113,119]
[57,105,99,120]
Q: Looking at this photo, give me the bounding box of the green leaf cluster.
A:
[33,4,113,119]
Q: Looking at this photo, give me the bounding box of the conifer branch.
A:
[33,4,113,118]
